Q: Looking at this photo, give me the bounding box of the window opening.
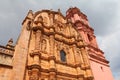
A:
[60,50,66,62]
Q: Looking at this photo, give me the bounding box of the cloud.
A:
[82,0,119,36]
[97,30,120,80]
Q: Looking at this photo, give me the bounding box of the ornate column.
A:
[49,28,56,80]
[49,56,56,80]
[80,47,93,80]
[72,45,84,80]
[28,29,41,80]
[80,47,89,68]
[76,67,84,80]
[73,45,81,66]
[49,28,54,57]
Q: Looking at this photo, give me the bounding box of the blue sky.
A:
[0,0,120,80]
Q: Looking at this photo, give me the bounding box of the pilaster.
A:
[10,19,31,80]
[28,28,42,80]
[80,47,89,68]
[48,56,56,80]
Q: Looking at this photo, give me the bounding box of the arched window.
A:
[60,50,66,62]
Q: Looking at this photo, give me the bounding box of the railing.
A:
[0,45,14,55]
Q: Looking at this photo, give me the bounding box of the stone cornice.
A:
[89,53,109,64]
[30,50,41,57]
[87,44,104,54]
[90,58,109,67]
[0,52,13,57]
[74,20,94,32]
[0,45,14,51]
[40,55,89,69]
[0,46,14,56]
[27,64,41,71]
[88,48,105,58]
[0,63,13,68]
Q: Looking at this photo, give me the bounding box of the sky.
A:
[0,0,120,80]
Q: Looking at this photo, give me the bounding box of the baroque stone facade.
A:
[0,7,114,80]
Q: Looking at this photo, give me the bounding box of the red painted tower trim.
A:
[66,7,114,80]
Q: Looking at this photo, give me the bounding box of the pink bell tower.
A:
[66,7,114,80]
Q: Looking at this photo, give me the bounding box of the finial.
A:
[28,10,33,14]
[6,38,14,48]
[70,6,73,8]
[8,38,13,43]
[58,8,61,13]
[27,10,33,17]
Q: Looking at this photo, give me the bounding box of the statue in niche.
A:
[43,17,48,26]
[76,48,80,53]
[57,10,62,22]
[26,21,31,30]
[54,42,59,59]
[55,42,60,51]
[49,13,53,26]
[64,25,71,36]
[74,48,79,58]
[54,23,57,31]
[54,23,60,32]
[76,48,83,62]
[41,39,47,52]
[59,23,64,32]
[34,16,43,27]
[38,16,43,27]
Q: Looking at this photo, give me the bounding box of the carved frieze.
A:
[0,46,13,67]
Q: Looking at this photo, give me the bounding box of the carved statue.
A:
[37,16,43,27]
[34,16,43,27]
[41,39,47,51]
[27,21,31,30]
[43,17,49,26]
[49,13,53,26]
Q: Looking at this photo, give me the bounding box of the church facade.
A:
[0,7,114,80]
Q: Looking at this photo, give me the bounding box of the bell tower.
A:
[66,7,114,80]
[66,7,98,47]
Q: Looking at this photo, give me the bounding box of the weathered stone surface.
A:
[0,7,114,80]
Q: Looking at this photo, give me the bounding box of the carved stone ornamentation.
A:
[41,39,47,52]
[28,65,41,80]
[0,7,114,80]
